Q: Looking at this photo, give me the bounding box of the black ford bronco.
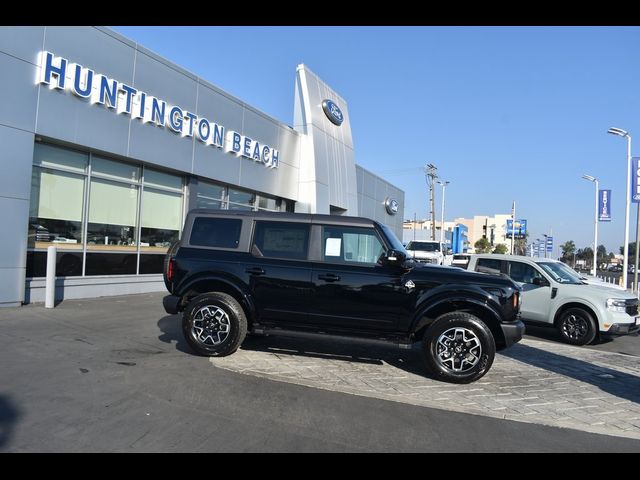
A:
[163,210,524,383]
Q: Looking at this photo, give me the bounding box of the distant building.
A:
[404,214,519,253]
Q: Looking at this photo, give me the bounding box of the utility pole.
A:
[424,164,438,240]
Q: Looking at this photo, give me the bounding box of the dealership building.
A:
[0,26,404,307]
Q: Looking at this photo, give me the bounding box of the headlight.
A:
[606,298,627,313]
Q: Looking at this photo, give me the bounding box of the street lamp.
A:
[581,174,598,276]
[608,127,632,290]
[437,180,450,244]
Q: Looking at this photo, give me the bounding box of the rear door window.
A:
[252,221,310,260]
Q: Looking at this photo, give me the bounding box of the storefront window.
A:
[29,168,85,250]
[228,188,255,211]
[140,188,182,252]
[26,143,294,279]
[257,195,280,212]
[92,156,140,183]
[87,178,139,251]
[196,181,225,210]
[28,144,87,260]
[33,143,87,174]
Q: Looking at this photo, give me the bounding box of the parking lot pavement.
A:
[2,292,640,451]
[212,333,640,440]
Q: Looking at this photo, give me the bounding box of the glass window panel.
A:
[476,258,502,275]
[322,226,384,265]
[228,202,254,211]
[30,168,85,222]
[92,156,140,183]
[139,254,165,274]
[196,181,225,210]
[144,168,182,191]
[28,167,85,249]
[229,188,255,206]
[189,218,242,249]
[26,251,46,277]
[85,253,137,275]
[257,196,279,211]
[33,143,87,173]
[87,178,138,251]
[253,222,309,260]
[142,188,182,231]
[26,251,83,277]
[140,188,182,253]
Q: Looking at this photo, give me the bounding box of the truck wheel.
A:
[556,308,597,346]
[182,292,247,357]
[422,312,496,384]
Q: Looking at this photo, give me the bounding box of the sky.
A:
[112,26,640,256]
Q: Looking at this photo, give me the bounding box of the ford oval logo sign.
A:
[384,197,399,215]
[322,99,344,126]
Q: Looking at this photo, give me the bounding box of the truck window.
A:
[476,258,502,275]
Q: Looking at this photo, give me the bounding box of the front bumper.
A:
[163,294,181,315]
[601,321,640,337]
[500,320,526,349]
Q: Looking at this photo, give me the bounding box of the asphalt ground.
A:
[1,292,639,452]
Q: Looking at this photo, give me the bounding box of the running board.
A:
[251,326,414,350]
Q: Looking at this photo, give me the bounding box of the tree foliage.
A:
[474,237,492,254]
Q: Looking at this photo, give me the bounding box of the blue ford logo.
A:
[322,99,344,126]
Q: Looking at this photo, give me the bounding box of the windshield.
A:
[537,262,584,284]
[379,224,409,256]
[406,241,440,252]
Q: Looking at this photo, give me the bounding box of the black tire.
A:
[422,312,496,384]
[182,292,247,357]
[556,307,597,346]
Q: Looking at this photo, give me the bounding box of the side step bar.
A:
[251,326,414,350]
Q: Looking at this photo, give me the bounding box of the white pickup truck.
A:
[405,240,450,265]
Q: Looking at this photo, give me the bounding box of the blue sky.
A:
[113,26,640,255]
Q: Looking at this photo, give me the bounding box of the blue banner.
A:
[506,219,527,238]
[598,189,612,221]
[546,236,553,253]
[633,157,640,203]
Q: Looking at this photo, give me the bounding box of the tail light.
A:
[167,258,174,282]
[512,291,520,311]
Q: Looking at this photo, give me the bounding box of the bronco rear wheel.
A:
[182,292,247,357]
[422,312,496,384]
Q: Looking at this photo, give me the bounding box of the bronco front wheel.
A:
[422,312,496,384]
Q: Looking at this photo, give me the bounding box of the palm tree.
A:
[561,240,576,265]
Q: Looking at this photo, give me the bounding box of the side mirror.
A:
[383,249,407,265]
[532,277,549,287]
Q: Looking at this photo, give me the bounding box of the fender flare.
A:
[410,294,503,335]
[178,274,256,319]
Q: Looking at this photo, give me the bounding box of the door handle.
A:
[318,273,341,282]
[246,267,266,275]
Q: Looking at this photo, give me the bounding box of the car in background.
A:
[466,254,639,345]
[451,253,472,269]
[405,240,449,265]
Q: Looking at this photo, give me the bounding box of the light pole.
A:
[608,127,632,290]
[424,164,438,240]
[582,174,599,276]
[437,180,450,245]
